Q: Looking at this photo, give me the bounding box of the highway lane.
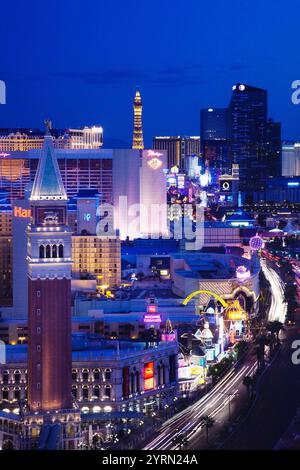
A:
[261,258,287,323]
[143,257,288,450]
[143,353,257,450]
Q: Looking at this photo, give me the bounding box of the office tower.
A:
[282,142,300,177]
[152,136,200,169]
[229,83,267,191]
[0,126,103,152]
[200,108,230,171]
[265,119,281,177]
[27,132,72,411]
[132,90,144,150]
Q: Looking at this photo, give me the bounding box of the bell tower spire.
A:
[132,89,144,150]
[27,131,72,412]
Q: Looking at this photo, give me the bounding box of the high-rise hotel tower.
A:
[27,131,72,412]
[132,90,144,150]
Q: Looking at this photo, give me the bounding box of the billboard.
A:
[144,361,155,391]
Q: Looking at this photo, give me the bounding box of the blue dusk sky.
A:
[0,0,299,146]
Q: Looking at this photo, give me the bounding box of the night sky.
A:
[0,0,300,146]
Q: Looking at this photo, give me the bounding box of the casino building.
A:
[0,134,177,450]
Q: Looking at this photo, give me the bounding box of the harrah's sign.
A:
[14,206,31,218]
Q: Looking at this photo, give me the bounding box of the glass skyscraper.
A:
[200,108,230,171]
[229,83,269,193]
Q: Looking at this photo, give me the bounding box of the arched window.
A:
[45,245,51,258]
[14,371,21,384]
[58,244,64,258]
[72,386,78,399]
[82,369,89,381]
[104,386,111,399]
[93,385,100,398]
[52,244,57,258]
[39,245,45,258]
[82,385,89,400]
[14,388,20,401]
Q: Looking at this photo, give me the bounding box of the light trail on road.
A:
[143,257,286,450]
[144,359,257,450]
[261,259,287,323]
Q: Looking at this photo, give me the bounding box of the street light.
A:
[219,391,237,423]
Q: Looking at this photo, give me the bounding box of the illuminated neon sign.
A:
[144,361,154,391]
[147,304,157,314]
[13,206,31,218]
[143,314,161,324]
[147,157,163,170]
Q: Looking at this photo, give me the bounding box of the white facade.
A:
[282,143,300,177]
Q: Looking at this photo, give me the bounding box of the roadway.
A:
[143,352,257,450]
[260,258,287,323]
[143,258,288,450]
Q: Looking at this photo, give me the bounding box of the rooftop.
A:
[2,335,177,365]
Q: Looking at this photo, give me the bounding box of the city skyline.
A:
[1,1,300,146]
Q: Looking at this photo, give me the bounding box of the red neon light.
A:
[147,304,157,313]
[144,361,154,380]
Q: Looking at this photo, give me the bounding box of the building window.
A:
[58,244,64,258]
[104,386,111,399]
[39,245,45,258]
[52,244,57,258]
[93,369,100,381]
[82,386,89,399]
[37,345,41,352]
[36,308,41,316]
[93,385,100,398]
[2,387,9,400]
[14,371,21,383]
[37,291,41,298]
[46,245,51,258]
[82,369,89,381]
[104,369,111,380]
[72,386,77,399]
[72,370,77,381]
[14,388,21,401]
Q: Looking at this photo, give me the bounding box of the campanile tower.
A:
[27,130,72,412]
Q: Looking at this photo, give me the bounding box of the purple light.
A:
[143,314,161,324]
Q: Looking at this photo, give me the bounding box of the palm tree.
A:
[254,334,269,369]
[200,415,215,445]
[267,321,284,344]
